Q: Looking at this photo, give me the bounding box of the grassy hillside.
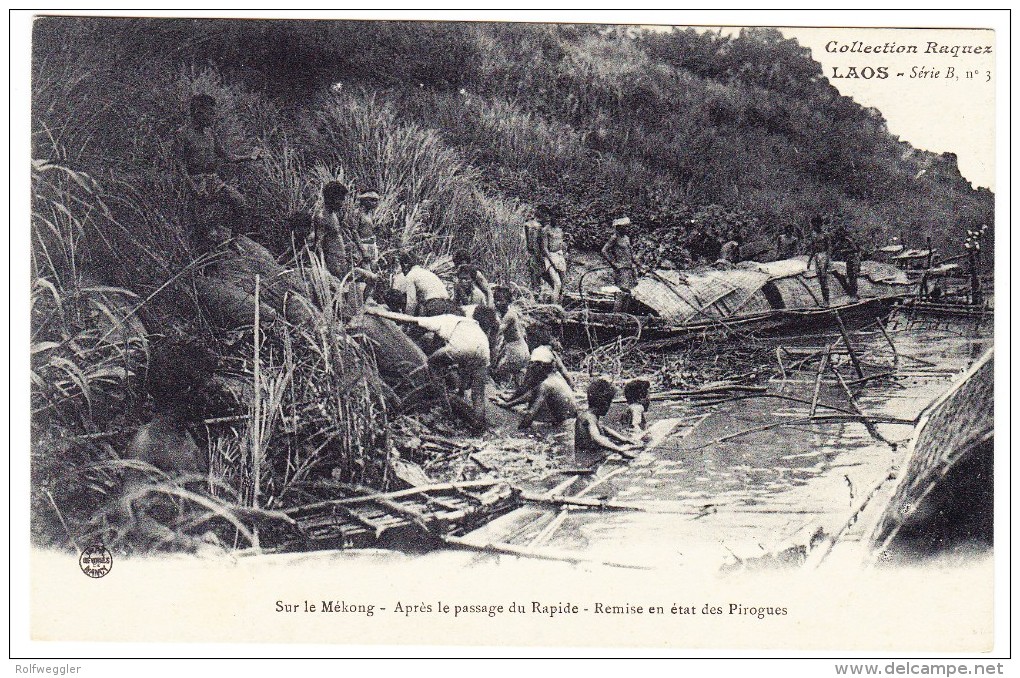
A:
[33,19,993,266]
[29,17,993,552]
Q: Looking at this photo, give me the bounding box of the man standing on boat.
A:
[715,229,741,269]
[601,216,638,313]
[776,224,800,259]
[806,216,832,306]
[833,226,862,301]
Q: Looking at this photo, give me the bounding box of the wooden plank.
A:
[284,480,504,516]
[441,535,651,570]
[809,344,833,417]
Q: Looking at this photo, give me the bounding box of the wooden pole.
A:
[775,346,787,381]
[833,309,865,378]
[876,320,899,369]
[809,343,832,418]
[828,361,890,445]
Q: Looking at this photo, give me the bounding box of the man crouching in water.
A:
[506,350,577,430]
[574,378,640,468]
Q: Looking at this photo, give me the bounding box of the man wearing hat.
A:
[601,216,638,312]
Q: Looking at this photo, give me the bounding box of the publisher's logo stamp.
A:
[79,544,113,578]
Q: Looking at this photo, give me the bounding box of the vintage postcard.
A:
[13,9,1006,663]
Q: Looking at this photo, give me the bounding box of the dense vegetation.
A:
[30,17,993,553]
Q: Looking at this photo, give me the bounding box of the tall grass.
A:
[31,161,152,549]
[308,93,478,241]
[31,160,395,551]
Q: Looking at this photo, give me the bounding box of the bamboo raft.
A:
[277,480,522,551]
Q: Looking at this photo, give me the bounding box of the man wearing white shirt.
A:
[366,307,489,428]
[398,252,450,316]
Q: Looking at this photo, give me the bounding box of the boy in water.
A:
[492,287,530,389]
[621,378,651,437]
[574,378,639,468]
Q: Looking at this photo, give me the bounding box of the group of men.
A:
[525,210,641,314]
[178,93,649,468]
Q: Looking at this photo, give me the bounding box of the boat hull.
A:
[555,297,899,348]
[869,350,994,560]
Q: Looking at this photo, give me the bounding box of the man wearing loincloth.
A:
[601,216,638,312]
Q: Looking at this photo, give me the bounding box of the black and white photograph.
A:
[13,9,1006,665]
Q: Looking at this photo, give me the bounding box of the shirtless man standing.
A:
[542,214,568,302]
[806,216,832,306]
[525,216,545,291]
[601,217,638,313]
[179,94,260,243]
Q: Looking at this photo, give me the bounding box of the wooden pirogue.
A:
[868,348,994,559]
[551,258,908,348]
[278,480,522,551]
[552,296,899,347]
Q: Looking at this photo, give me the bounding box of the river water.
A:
[459,315,993,573]
[31,315,994,649]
